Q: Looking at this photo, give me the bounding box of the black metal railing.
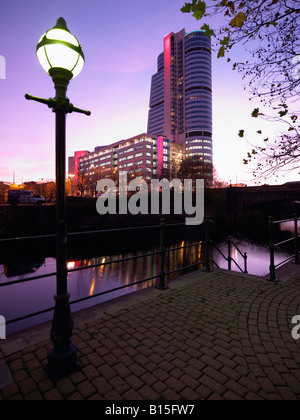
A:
[0,218,247,327]
[206,218,248,274]
[268,215,300,282]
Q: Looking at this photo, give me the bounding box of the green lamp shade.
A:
[36,18,85,79]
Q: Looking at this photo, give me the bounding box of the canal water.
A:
[0,223,293,335]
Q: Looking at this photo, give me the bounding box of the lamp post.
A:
[26,17,90,380]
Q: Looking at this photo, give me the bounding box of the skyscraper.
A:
[147,29,213,185]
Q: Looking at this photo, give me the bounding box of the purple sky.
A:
[0,0,295,185]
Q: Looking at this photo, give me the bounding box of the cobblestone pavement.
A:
[0,269,300,400]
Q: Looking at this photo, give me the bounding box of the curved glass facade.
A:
[147,29,213,186]
[184,31,212,185]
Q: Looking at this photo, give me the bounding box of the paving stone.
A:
[44,388,63,400]
[1,271,300,400]
[77,380,96,399]
[56,377,76,396]
[92,377,112,396]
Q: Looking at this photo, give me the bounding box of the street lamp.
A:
[26,17,91,381]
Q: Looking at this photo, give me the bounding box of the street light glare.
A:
[36,18,85,79]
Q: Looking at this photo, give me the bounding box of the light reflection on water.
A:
[0,236,290,335]
[214,240,289,277]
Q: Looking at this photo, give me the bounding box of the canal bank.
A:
[1,266,300,400]
[0,198,294,267]
[2,187,298,238]
[1,210,296,336]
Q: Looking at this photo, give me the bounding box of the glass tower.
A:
[147,29,213,185]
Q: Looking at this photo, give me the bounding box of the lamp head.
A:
[36,17,85,80]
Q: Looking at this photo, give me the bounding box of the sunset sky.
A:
[0,0,296,185]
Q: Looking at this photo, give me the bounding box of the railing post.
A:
[203,217,212,272]
[156,218,168,290]
[244,252,248,274]
[227,236,232,271]
[268,216,278,282]
[294,214,299,265]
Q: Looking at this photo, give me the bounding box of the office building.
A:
[76,133,169,193]
[147,29,213,185]
[68,150,89,187]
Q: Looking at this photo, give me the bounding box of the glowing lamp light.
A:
[36,17,84,79]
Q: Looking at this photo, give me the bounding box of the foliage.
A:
[212,167,229,188]
[181,0,300,180]
[177,157,213,187]
[240,110,300,181]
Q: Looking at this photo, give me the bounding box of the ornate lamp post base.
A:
[44,293,82,381]
[45,343,81,382]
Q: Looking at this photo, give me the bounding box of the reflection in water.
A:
[214,240,289,277]
[279,221,295,234]
[4,260,45,278]
[0,237,289,335]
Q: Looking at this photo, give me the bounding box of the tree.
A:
[77,171,88,197]
[177,156,213,186]
[239,110,300,181]
[212,167,229,188]
[170,158,180,179]
[181,0,300,179]
[181,0,300,102]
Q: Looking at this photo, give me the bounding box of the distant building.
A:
[230,183,247,188]
[68,150,89,187]
[0,181,10,204]
[76,133,169,193]
[147,29,213,185]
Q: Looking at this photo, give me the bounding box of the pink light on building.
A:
[164,34,172,141]
[157,136,164,177]
[74,151,88,186]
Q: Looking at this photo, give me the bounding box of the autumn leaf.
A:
[230,11,246,28]
[217,46,226,58]
[220,36,230,46]
[227,1,235,13]
[181,2,193,13]
[251,108,260,118]
[201,23,215,38]
[279,109,288,117]
[192,0,207,20]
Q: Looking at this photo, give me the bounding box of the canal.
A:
[0,219,293,336]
